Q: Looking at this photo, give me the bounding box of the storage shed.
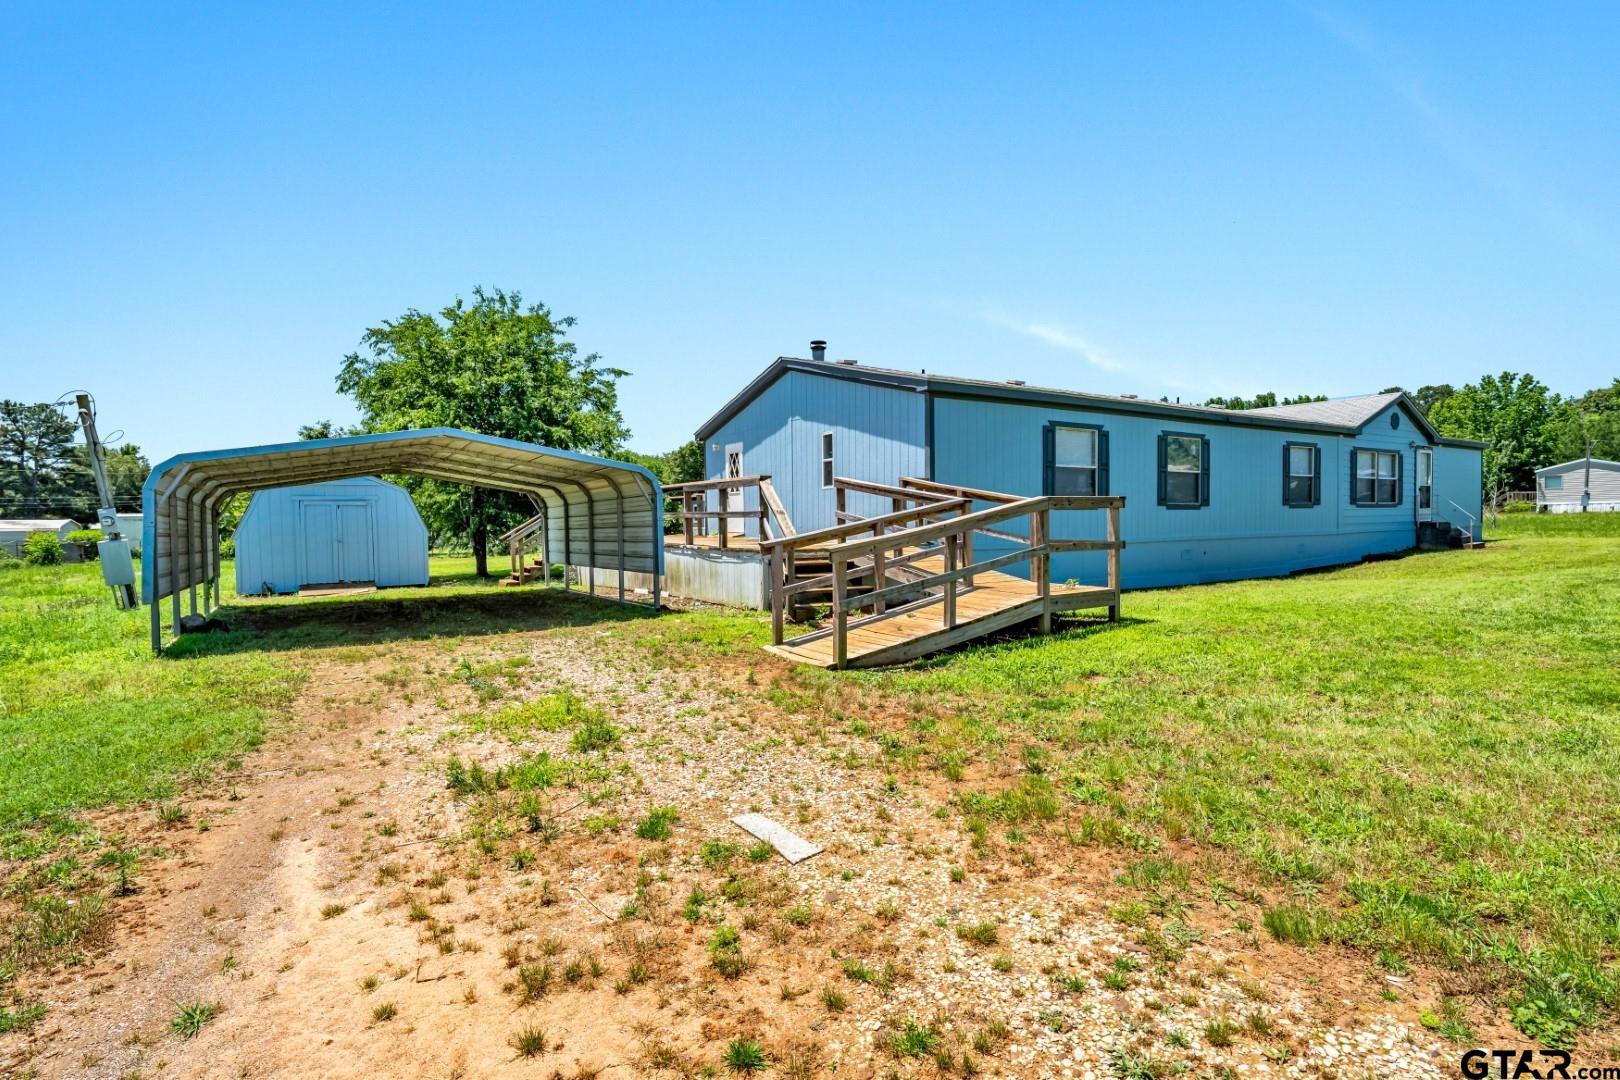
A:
[1536,458,1620,512]
[141,428,663,651]
[0,518,84,559]
[234,478,428,594]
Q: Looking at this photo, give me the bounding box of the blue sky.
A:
[3,3,1616,464]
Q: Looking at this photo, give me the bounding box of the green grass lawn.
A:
[0,554,645,830]
[613,512,1620,1044]
[3,515,1618,1043]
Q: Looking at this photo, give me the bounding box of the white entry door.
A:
[724,442,745,535]
[1416,449,1434,521]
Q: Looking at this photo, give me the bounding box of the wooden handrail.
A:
[663,475,771,494]
[758,498,969,551]
[825,497,1046,563]
[899,476,1026,505]
[833,476,960,505]
[758,478,795,538]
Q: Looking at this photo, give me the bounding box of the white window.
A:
[1051,426,1099,496]
[1416,448,1433,510]
[1354,449,1400,506]
[821,432,834,488]
[1285,443,1319,506]
[1161,434,1206,507]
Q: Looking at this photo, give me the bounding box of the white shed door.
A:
[337,503,375,582]
[302,502,375,584]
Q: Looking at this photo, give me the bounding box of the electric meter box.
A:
[99,539,135,588]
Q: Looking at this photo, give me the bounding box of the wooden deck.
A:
[665,532,761,553]
[765,556,1116,669]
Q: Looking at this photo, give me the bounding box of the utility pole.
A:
[74,393,138,608]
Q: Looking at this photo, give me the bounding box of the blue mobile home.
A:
[694,348,1485,589]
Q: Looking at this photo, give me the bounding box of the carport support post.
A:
[150,584,161,652]
[616,492,626,602]
[169,486,182,634]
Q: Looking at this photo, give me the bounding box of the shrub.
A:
[21,532,63,566]
[65,529,103,545]
[0,549,20,571]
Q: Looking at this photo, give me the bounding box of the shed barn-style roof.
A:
[141,428,663,648]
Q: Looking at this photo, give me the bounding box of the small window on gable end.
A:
[821,431,834,488]
[1544,475,1563,490]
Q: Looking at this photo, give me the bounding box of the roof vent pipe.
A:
[1007,379,1026,386]
[810,340,827,362]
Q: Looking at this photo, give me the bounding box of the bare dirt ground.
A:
[1,620,1494,1079]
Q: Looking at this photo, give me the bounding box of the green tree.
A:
[1391,384,1455,416]
[297,420,358,441]
[336,287,629,576]
[621,439,705,531]
[1543,379,1620,464]
[1428,373,1556,492]
[103,444,151,507]
[0,401,79,516]
[1204,392,1326,410]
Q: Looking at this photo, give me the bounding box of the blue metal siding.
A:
[234,478,429,594]
[1433,445,1484,530]
[703,371,927,534]
[932,396,1444,588]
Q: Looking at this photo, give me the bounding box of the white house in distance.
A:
[1536,458,1620,512]
[0,518,84,559]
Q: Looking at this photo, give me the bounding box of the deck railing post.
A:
[718,487,729,550]
[683,492,695,545]
[943,533,958,628]
[872,540,887,616]
[769,547,785,645]
[962,525,975,589]
[1034,506,1052,635]
[832,555,849,669]
[1107,503,1121,622]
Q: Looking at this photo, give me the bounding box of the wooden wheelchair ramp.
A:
[760,477,1125,669]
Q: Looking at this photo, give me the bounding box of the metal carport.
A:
[140,428,664,650]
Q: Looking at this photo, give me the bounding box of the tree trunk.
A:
[471,488,489,577]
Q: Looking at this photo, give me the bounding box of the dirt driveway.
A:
[2,618,1464,1078]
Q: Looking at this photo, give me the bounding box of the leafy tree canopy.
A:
[1429,372,1556,492]
[334,287,630,575]
[1203,392,1327,411]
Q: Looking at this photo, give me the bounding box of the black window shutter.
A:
[1199,436,1211,506]
[1156,434,1168,506]
[1349,447,1359,506]
[1042,424,1055,496]
[1098,429,1110,496]
[1312,445,1322,506]
[1281,444,1291,506]
[1396,451,1404,506]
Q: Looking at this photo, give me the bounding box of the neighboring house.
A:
[234,478,428,594]
[694,349,1487,589]
[1535,458,1620,513]
[0,518,84,559]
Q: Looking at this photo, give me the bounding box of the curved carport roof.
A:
[140,428,663,649]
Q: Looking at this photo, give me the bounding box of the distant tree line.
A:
[0,400,149,520]
[1213,374,1617,494]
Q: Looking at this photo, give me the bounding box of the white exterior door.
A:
[1416,448,1434,521]
[336,502,376,582]
[724,442,745,535]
